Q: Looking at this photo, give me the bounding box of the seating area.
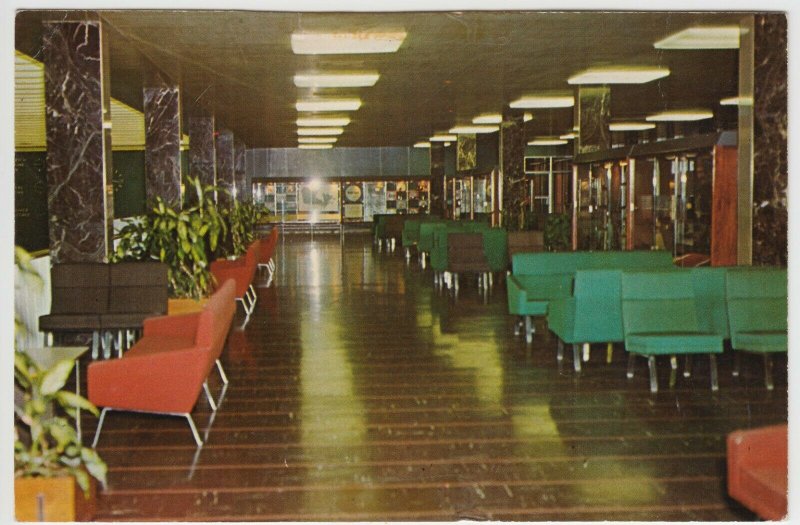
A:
[727,424,788,520]
[210,239,261,328]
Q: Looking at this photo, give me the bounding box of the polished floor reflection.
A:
[89,233,787,521]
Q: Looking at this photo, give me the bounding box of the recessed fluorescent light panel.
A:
[293,72,380,88]
[449,125,499,134]
[296,127,344,136]
[510,95,574,109]
[472,114,502,124]
[559,133,577,140]
[524,112,533,122]
[720,96,753,106]
[299,137,338,144]
[654,26,740,49]
[297,117,351,127]
[528,138,568,146]
[568,66,670,85]
[296,99,362,112]
[646,109,714,122]
[298,144,334,150]
[430,134,458,142]
[291,31,407,54]
[609,122,656,131]
[414,141,431,148]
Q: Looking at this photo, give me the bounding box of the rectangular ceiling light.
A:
[559,132,577,140]
[297,117,351,127]
[510,95,574,109]
[299,144,334,150]
[296,99,361,112]
[299,137,338,143]
[297,127,344,136]
[414,141,431,148]
[720,96,753,106]
[568,66,670,85]
[523,112,533,122]
[291,31,407,54]
[430,134,457,142]
[609,122,656,131]
[449,125,499,134]
[472,114,502,124]
[646,109,714,122]
[654,26,740,49]
[528,138,568,146]
[294,72,380,88]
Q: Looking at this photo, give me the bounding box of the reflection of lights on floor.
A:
[310,211,319,224]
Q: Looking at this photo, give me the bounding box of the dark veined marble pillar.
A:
[144,85,182,208]
[187,116,216,204]
[500,109,526,230]
[215,129,235,210]
[234,137,248,203]
[429,144,446,215]
[750,14,787,266]
[43,20,113,263]
[575,86,611,155]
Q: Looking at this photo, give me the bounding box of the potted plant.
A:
[14,349,108,521]
[544,212,572,251]
[218,201,267,259]
[112,177,227,313]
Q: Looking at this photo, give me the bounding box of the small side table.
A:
[25,346,90,442]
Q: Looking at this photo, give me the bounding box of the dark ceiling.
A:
[15,10,745,148]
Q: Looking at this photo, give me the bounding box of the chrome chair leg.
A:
[648,356,659,393]
[557,339,564,361]
[573,344,582,373]
[627,353,636,379]
[683,355,693,378]
[710,354,720,392]
[732,352,741,377]
[215,359,229,385]
[764,353,774,391]
[524,316,534,344]
[91,331,99,359]
[92,407,110,448]
[203,381,217,411]
[185,414,203,447]
[606,343,614,364]
[582,343,591,362]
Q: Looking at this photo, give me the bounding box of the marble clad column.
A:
[215,129,236,210]
[500,109,526,230]
[144,85,182,209]
[575,86,611,155]
[234,137,248,203]
[187,116,216,206]
[429,144,446,215]
[43,20,113,263]
[750,14,787,266]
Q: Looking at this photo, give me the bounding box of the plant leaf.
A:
[56,391,100,417]
[40,359,75,396]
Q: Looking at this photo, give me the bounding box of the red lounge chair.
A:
[210,240,260,327]
[87,279,236,447]
[728,424,788,520]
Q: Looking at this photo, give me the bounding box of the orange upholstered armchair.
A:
[210,239,260,326]
[257,227,279,285]
[88,280,236,447]
[727,424,788,520]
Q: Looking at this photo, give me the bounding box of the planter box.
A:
[167,297,209,315]
[15,476,95,521]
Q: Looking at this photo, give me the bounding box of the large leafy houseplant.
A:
[112,177,226,299]
[14,351,108,495]
[219,201,268,258]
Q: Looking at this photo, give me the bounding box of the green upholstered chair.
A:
[547,269,626,372]
[507,250,674,344]
[621,270,725,393]
[726,268,787,390]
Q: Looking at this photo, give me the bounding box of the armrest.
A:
[143,312,200,338]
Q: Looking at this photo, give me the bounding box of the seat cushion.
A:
[39,313,102,331]
[732,330,787,353]
[125,335,196,357]
[626,332,723,355]
[100,313,153,330]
